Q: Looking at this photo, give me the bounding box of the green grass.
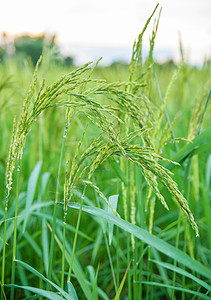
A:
[0,4,211,299]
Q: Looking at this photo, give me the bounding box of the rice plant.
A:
[0,4,211,300]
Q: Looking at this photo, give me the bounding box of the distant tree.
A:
[14,35,44,65]
[110,60,128,68]
[13,33,74,67]
[0,46,7,63]
[14,34,59,65]
[64,56,74,67]
[158,59,176,69]
[0,32,9,63]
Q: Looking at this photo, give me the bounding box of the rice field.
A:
[0,6,211,300]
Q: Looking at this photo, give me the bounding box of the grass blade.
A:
[140,282,211,300]
[151,260,211,292]
[108,194,119,245]
[87,265,99,300]
[0,202,54,253]
[67,282,79,300]
[163,126,211,170]
[42,218,49,275]
[206,154,211,189]
[114,260,131,300]
[14,259,72,299]
[23,161,42,232]
[67,203,211,280]
[6,285,65,300]
[51,225,93,300]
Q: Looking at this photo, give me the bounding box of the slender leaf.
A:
[42,218,49,275]
[114,261,131,300]
[67,282,79,300]
[87,265,98,300]
[163,127,211,170]
[6,285,64,300]
[54,226,93,300]
[206,154,211,189]
[108,194,119,245]
[151,259,211,292]
[67,203,211,280]
[0,201,54,252]
[14,259,72,299]
[24,161,42,232]
[140,282,211,300]
[23,230,42,258]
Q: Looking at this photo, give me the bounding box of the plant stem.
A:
[10,161,20,300]
[127,234,131,300]
[1,196,8,299]
[104,231,117,293]
[61,212,67,289]
[135,166,145,299]
[127,162,132,300]
[151,54,179,152]
[146,196,156,300]
[1,197,8,282]
[181,222,187,300]
[47,126,66,286]
[67,185,86,282]
[39,114,43,162]
[195,89,211,137]
[116,226,119,289]
[171,210,181,300]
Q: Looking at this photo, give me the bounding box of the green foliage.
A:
[0,46,7,63]
[64,56,75,67]
[14,35,46,65]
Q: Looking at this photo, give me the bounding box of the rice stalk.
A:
[188,86,211,140]
[128,3,159,86]
[153,62,183,148]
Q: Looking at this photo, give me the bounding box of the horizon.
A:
[0,33,208,67]
[0,0,210,65]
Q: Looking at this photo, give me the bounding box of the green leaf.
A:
[107,157,127,186]
[14,259,72,299]
[42,218,49,275]
[33,211,93,241]
[87,265,98,300]
[140,282,211,300]
[67,282,79,300]
[22,295,40,299]
[151,259,211,292]
[114,261,131,300]
[40,172,51,196]
[16,248,31,298]
[108,194,119,245]
[54,227,93,300]
[151,249,171,298]
[24,161,42,232]
[0,201,54,253]
[163,127,211,170]
[67,203,211,280]
[6,285,64,300]
[206,154,211,189]
[22,230,42,258]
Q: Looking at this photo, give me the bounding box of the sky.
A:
[0,0,210,65]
